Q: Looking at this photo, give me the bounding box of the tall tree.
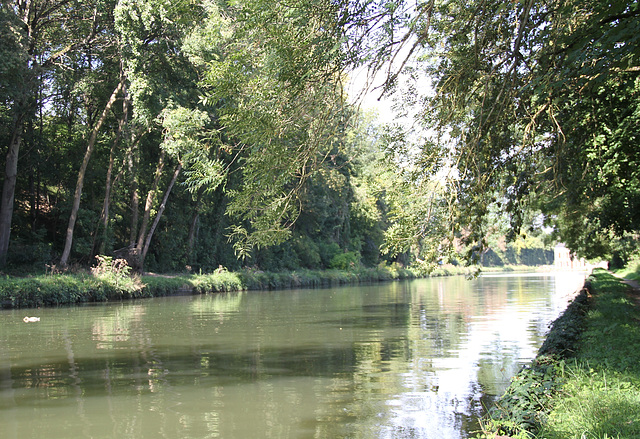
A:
[0,0,102,266]
[60,77,124,266]
[116,0,227,270]
[360,0,640,261]
[202,0,355,259]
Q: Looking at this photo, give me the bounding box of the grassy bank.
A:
[0,262,551,310]
[0,264,420,309]
[479,268,640,439]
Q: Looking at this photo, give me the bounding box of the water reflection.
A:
[0,272,586,438]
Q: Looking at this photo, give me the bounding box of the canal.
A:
[0,272,586,438]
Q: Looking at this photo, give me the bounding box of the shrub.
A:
[191,269,244,293]
[318,242,341,268]
[90,255,141,298]
[329,251,360,270]
[141,275,191,297]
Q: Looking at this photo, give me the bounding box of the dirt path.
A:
[622,278,640,308]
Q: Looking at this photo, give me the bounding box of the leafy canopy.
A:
[361,0,640,260]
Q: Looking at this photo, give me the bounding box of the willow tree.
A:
[359,0,640,261]
[199,0,357,259]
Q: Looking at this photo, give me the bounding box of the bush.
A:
[191,269,244,293]
[329,251,360,270]
[292,236,322,268]
[318,242,341,268]
[141,275,191,297]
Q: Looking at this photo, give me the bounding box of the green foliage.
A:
[201,0,357,256]
[539,367,640,439]
[358,0,640,263]
[6,0,626,275]
[291,235,322,268]
[90,255,137,291]
[614,255,640,281]
[0,273,144,309]
[318,241,341,268]
[329,251,360,270]
[482,356,566,438]
[160,105,211,159]
[0,4,28,105]
[140,275,191,297]
[6,229,53,270]
[191,270,244,293]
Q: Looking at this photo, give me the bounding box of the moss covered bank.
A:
[479,268,640,439]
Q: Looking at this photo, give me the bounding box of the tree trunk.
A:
[128,142,140,247]
[95,96,128,256]
[187,210,199,265]
[0,1,30,267]
[139,163,182,271]
[0,125,23,266]
[95,133,119,255]
[136,149,166,252]
[59,79,124,267]
[186,188,205,266]
[124,127,146,247]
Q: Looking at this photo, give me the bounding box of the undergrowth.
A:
[614,257,640,281]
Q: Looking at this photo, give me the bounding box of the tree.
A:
[59,78,124,266]
[0,0,103,266]
[201,0,355,260]
[57,0,219,269]
[358,0,640,261]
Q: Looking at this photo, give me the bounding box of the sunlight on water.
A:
[0,271,586,438]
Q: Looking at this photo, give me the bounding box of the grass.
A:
[0,263,419,309]
[478,268,640,439]
[614,258,640,282]
[536,268,640,439]
[477,288,590,438]
[540,367,640,439]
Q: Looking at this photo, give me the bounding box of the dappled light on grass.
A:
[535,270,640,439]
[540,367,640,439]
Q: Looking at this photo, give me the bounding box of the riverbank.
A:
[478,268,640,438]
[0,266,393,309]
[0,262,573,310]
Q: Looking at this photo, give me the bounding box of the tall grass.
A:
[0,273,144,308]
[539,366,640,439]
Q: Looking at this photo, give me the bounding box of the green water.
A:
[0,272,585,438]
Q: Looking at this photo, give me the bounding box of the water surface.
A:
[0,272,585,438]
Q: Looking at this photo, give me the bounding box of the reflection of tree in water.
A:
[0,274,585,438]
[190,292,244,316]
[92,304,146,349]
